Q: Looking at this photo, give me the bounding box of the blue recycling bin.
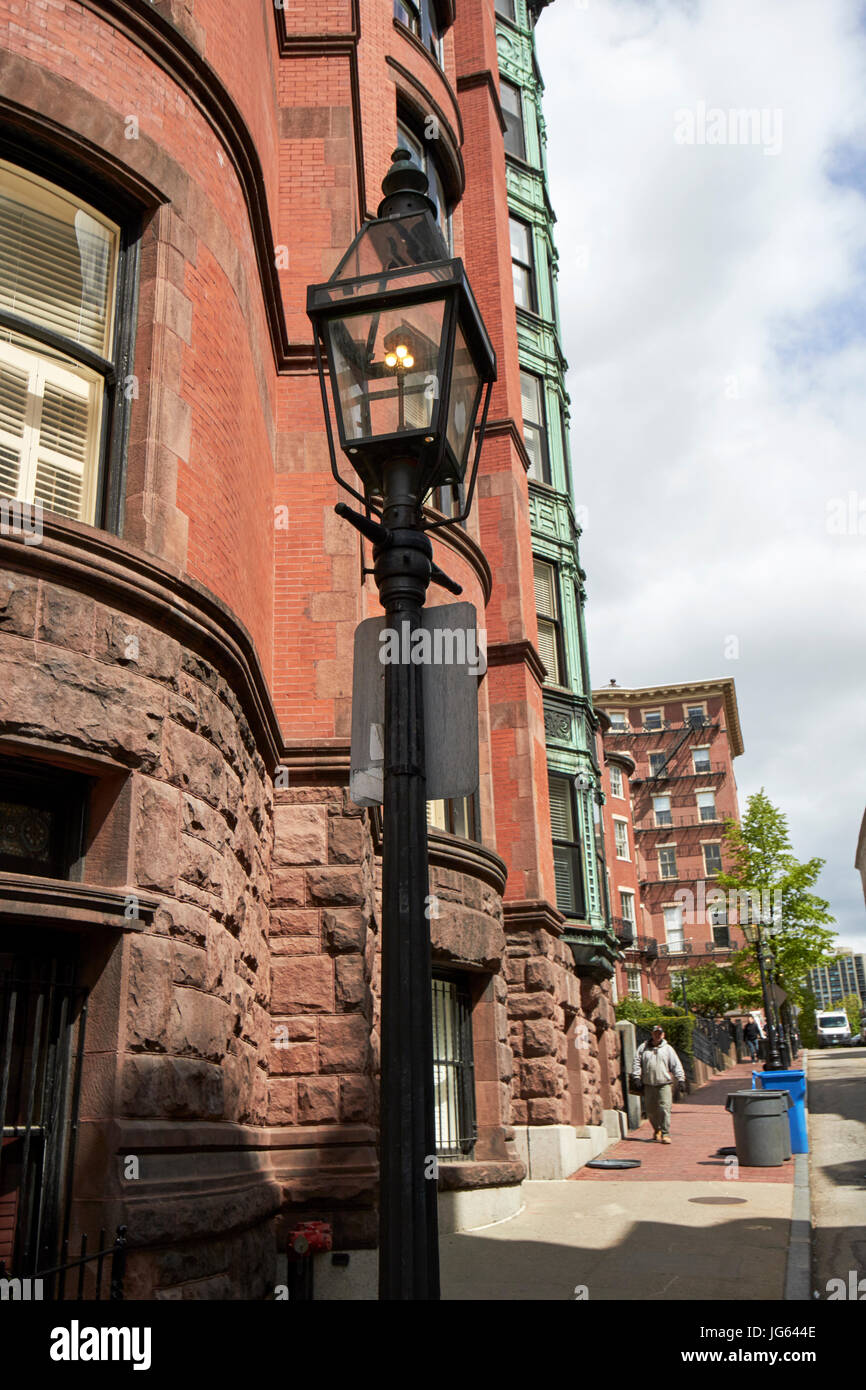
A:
[752,1069,808,1153]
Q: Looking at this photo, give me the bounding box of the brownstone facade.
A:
[0,0,621,1298]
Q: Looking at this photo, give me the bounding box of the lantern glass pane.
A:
[329,299,447,442]
[445,323,482,473]
[331,213,449,280]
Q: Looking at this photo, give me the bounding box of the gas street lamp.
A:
[741,918,784,1070]
[307,149,496,1301]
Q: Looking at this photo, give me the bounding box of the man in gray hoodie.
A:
[631,1025,686,1143]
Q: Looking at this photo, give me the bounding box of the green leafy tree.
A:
[830,992,862,1036]
[672,958,762,1017]
[715,790,836,1023]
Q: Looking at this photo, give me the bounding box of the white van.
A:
[816,1010,851,1047]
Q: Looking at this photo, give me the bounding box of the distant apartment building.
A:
[594,679,745,1002]
[807,951,866,1010]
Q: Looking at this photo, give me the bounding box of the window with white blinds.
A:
[0,162,119,523]
[549,775,585,917]
[533,558,561,685]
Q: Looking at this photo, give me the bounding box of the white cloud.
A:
[536,0,866,952]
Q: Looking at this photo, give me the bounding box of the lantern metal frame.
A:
[307,219,495,531]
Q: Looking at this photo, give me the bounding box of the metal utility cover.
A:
[350,601,482,807]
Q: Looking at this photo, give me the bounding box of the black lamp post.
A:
[741,918,784,1070]
[307,150,496,1301]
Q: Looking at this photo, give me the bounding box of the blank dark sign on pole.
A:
[350,601,482,807]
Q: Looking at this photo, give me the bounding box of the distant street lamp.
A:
[307,149,496,1301]
[741,918,784,1070]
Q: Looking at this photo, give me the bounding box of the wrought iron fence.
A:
[0,1224,127,1300]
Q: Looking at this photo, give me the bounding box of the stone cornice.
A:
[428,831,507,895]
[592,678,744,758]
[367,810,507,895]
[0,521,284,769]
[77,0,292,369]
[456,70,507,135]
[503,897,564,936]
[487,638,547,690]
[0,875,157,931]
[482,417,533,475]
[280,740,351,781]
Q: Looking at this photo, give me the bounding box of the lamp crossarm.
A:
[333,504,462,594]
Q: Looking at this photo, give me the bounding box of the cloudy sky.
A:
[536,0,866,954]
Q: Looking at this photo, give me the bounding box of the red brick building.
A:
[0,0,621,1298]
[594,679,745,1004]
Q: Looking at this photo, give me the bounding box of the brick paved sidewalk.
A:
[571,1060,795,1184]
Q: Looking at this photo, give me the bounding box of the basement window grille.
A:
[0,934,87,1279]
[431,974,476,1159]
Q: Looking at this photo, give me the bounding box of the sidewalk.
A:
[440,1060,796,1300]
[572,1059,795,1185]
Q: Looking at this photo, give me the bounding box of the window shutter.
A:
[533,559,556,617]
[536,619,559,684]
[553,847,576,913]
[0,177,114,356]
[548,777,573,840]
[0,358,28,498]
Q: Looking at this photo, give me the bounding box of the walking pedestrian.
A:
[631,1025,686,1144]
[743,1018,760,1062]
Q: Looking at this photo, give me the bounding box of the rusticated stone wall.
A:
[268,786,380,1249]
[0,542,282,1298]
[505,913,621,1130]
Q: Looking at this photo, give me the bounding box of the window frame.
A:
[500,77,527,161]
[0,138,141,534]
[427,792,480,842]
[702,841,723,877]
[520,368,550,483]
[0,757,90,880]
[396,115,453,248]
[663,904,685,950]
[613,815,630,862]
[657,843,678,880]
[608,764,624,799]
[627,966,642,1000]
[393,0,444,64]
[620,888,636,926]
[696,789,717,823]
[509,214,536,312]
[648,751,667,777]
[431,970,477,1158]
[641,708,663,731]
[652,794,672,827]
[691,746,711,774]
[533,557,565,686]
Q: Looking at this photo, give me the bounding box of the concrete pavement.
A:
[807,1047,866,1298]
[440,1058,797,1300]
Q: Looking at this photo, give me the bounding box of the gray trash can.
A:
[725,1089,789,1167]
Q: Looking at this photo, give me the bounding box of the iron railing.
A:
[0,1224,127,1300]
[0,941,87,1281]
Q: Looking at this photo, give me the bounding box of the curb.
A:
[784,1054,811,1300]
